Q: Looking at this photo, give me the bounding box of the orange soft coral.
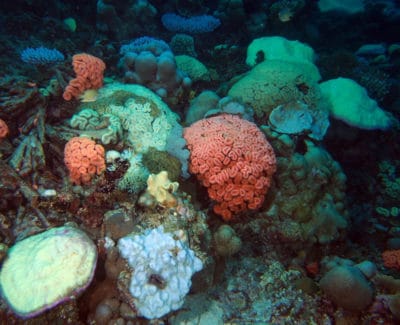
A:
[382,250,400,271]
[63,53,106,101]
[64,137,106,185]
[184,114,276,221]
[0,119,9,140]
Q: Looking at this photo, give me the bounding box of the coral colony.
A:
[0,0,400,323]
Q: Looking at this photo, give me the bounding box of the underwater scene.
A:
[1,0,400,323]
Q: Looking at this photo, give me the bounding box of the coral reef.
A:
[1,1,400,323]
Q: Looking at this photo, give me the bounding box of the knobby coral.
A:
[63,53,106,101]
[184,114,276,221]
[64,137,106,185]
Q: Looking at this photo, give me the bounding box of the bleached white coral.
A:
[118,226,203,319]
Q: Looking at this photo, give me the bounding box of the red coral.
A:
[64,137,106,185]
[63,53,106,101]
[382,250,400,271]
[184,114,276,221]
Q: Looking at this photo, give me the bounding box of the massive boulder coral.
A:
[119,36,191,105]
[320,77,392,130]
[184,114,276,221]
[262,128,348,244]
[245,36,316,67]
[228,59,321,119]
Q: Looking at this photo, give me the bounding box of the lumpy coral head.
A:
[184,114,276,221]
[64,137,106,185]
[63,53,106,101]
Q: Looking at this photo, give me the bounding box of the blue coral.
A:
[20,46,64,65]
[161,13,221,34]
[120,36,171,56]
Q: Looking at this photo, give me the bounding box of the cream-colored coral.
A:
[139,171,179,208]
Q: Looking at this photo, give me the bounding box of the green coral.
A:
[117,152,149,193]
[141,147,182,182]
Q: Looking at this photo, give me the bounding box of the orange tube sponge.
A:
[64,137,106,185]
[63,53,106,101]
[184,114,276,221]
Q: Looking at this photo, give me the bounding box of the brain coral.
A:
[64,137,106,185]
[184,114,276,221]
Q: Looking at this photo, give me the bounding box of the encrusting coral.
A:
[184,114,276,221]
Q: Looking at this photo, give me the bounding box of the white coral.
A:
[118,226,203,319]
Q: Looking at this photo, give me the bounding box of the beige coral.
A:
[139,171,179,208]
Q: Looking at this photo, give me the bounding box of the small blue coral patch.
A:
[20,46,65,65]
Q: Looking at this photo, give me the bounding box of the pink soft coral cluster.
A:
[64,137,106,185]
[63,53,106,101]
[184,114,276,221]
